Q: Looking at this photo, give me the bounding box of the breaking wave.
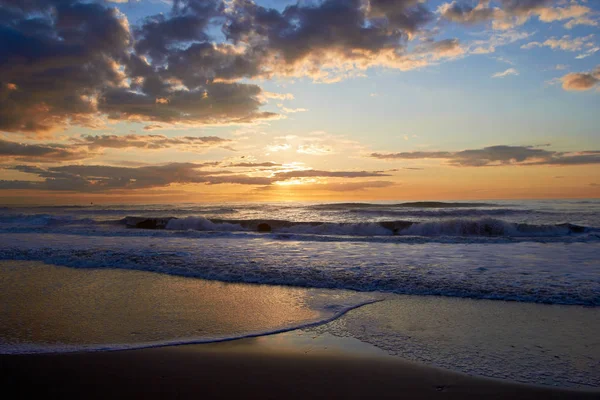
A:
[1,236,598,306]
[309,201,498,210]
[120,216,594,238]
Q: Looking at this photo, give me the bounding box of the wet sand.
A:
[2,335,599,400]
[2,260,599,398]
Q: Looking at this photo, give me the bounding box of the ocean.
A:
[1,199,599,387]
[1,199,599,305]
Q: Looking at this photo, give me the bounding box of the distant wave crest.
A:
[123,216,595,238]
[310,201,497,210]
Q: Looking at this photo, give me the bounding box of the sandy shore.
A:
[2,261,598,398]
[2,336,599,400]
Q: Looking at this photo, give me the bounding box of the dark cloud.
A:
[0,0,465,135]
[437,1,497,25]
[536,151,600,166]
[371,145,600,166]
[73,134,232,150]
[438,0,587,29]
[98,82,277,125]
[0,133,233,163]
[0,161,400,192]
[221,0,439,80]
[0,0,278,135]
[2,162,266,191]
[369,0,432,32]
[133,0,222,64]
[0,137,91,162]
[500,0,552,14]
[0,0,131,134]
[224,0,414,62]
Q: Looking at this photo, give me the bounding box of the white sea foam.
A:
[1,232,598,306]
[308,296,600,389]
[1,201,598,305]
[165,216,243,231]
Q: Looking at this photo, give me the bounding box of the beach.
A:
[1,260,599,398]
[4,334,600,400]
[0,200,599,396]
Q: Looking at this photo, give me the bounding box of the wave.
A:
[122,216,593,238]
[0,206,239,216]
[1,241,598,306]
[310,201,497,210]
[0,214,99,226]
[348,208,544,218]
[1,213,596,242]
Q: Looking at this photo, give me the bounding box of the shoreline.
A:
[1,260,599,393]
[2,332,599,400]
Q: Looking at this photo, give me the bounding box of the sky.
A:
[0,0,599,204]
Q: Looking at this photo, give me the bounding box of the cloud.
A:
[493,56,515,65]
[279,106,308,114]
[2,0,593,138]
[544,4,598,29]
[0,162,397,192]
[261,180,395,192]
[560,66,600,91]
[265,143,292,152]
[261,92,294,101]
[72,134,232,150]
[228,162,282,167]
[0,0,131,135]
[468,29,533,54]
[0,133,234,164]
[296,144,334,155]
[289,181,396,192]
[274,170,390,179]
[267,131,367,158]
[536,3,597,28]
[439,0,597,30]
[0,162,273,192]
[521,34,595,52]
[98,82,278,125]
[370,145,600,166]
[0,0,481,135]
[132,0,449,85]
[0,138,92,163]
[219,0,459,82]
[438,1,499,25]
[143,124,164,131]
[576,47,599,60]
[492,68,519,78]
[0,0,280,136]
[316,181,395,192]
[564,15,598,30]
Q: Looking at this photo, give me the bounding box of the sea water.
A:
[1,200,599,387]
